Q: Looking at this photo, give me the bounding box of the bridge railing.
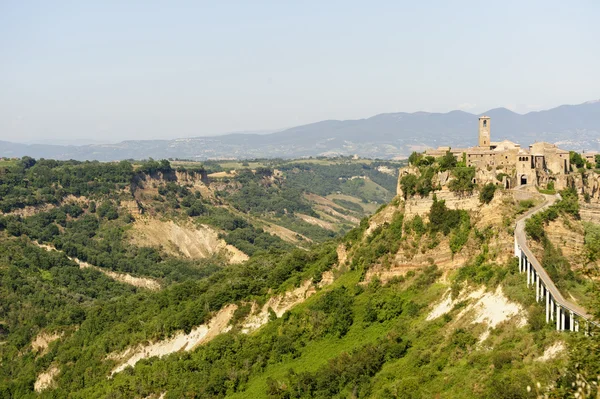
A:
[513,193,598,332]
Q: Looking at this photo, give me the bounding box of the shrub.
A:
[429,197,468,236]
[570,151,585,169]
[309,286,354,338]
[496,172,509,182]
[479,183,497,204]
[584,222,600,261]
[408,151,422,166]
[451,328,477,350]
[448,167,476,195]
[186,201,206,217]
[400,174,418,199]
[438,150,457,171]
[525,214,545,241]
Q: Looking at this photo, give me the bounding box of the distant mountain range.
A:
[1,100,599,161]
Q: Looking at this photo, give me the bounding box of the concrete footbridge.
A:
[513,193,598,333]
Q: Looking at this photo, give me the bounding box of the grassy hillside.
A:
[0,156,598,398]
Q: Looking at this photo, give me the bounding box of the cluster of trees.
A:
[278,162,397,204]
[447,167,476,195]
[268,334,409,398]
[221,224,293,256]
[0,157,181,213]
[0,237,140,396]
[193,206,294,254]
[350,211,404,271]
[0,238,340,397]
[401,151,477,200]
[0,202,217,283]
[569,151,600,171]
[224,179,314,216]
[399,166,438,199]
[524,188,591,295]
[479,183,497,204]
[525,188,580,241]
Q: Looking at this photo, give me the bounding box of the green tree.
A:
[400,174,418,199]
[408,151,422,166]
[479,183,497,204]
[570,151,585,169]
[448,167,476,195]
[438,150,457,171]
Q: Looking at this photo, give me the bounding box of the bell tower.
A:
[478,116,491,148]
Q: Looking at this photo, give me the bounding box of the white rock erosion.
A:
[108,276,327,375]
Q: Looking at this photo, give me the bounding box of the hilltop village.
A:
[397,115,600,197]
[424,116,576,190]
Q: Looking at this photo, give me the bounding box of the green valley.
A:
[0,155,598,399]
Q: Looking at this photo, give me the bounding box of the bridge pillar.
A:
[550,297,554,321]
[570,311,575,332]
[536,274,540,302]
[575,320,579,332]
[545,289,550,323]
[556,306,561,331]
[561,309,566,331]
[526,259,530,286]
[519,252,523,273]
[514,237,519,257]
[585,321,589,336]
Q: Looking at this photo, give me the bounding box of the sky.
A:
[1,0,599,143]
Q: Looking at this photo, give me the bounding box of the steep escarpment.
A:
[129,218,249,264]
[362,190,532,283]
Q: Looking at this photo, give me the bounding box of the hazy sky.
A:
[1,1,599,143]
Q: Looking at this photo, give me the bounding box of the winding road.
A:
[513,191,596,329]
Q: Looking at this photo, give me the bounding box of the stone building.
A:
[426,116,571,189]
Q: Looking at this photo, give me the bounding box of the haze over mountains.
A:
[1,100,599,161]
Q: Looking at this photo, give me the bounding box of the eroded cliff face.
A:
[128,218,248,264]
[363,190,527,284]
[574,170,600,223]
[403,190,481,219]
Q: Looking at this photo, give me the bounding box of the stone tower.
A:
[478,116,491,148]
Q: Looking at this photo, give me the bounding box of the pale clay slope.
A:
[535,341,566,362]
[296,213,336,231]
[34,366,59,393]
[261,222,307,243]
[108,273,335,375]
[31,331,63,355]
[427,286,527,343]
[130,218,248,264]
[36,243,161,290]
[108,247,348,375]
[110,304,238,374]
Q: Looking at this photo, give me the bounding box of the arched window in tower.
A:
[483,120,487,127]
